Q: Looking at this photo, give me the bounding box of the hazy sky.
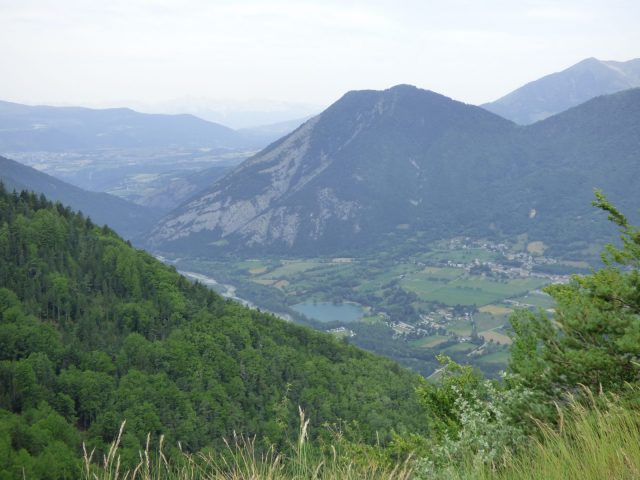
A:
[1,0,639,111]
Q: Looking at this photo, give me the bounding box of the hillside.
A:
[0,155,161,239]
[482,57,640,124]
[0,100,253,151]
[147,85,640,257]
[0,186,426,476]
[238,116,314,146]
[133,164,231,212]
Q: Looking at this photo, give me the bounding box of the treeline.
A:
[0,185,427,478]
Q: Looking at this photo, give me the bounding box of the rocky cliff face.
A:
[149,116,336,247]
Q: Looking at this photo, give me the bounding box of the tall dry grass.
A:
[83,391,640,480]
[495,392,640,480]
[82,408,412,480]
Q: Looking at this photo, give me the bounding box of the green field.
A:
[475,312,509,331]
[356,264,420,293]
[401,274,548,306]
[236,259,270,271]
[198,243,560,379]
[448,318,473,335]
[479,330,512,345]
[361,313,385,324]
[441,343,475,354]
[419,266,465,280]
[262,261,325,278]
[511,291,556,309]
[410,335,451,349]
[426,248,499,263]
[478,350,510,364]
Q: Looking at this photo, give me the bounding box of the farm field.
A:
[401,273,547,306]
[510,290,556,309]
[479,330,512,345]
[478,351,510,364]
[441,343,475,354]
[356,263,421,293]
[475,312,508,331]
[237,259,269,272]
[479,304,513,315]
[262,260,325,278]
[410,335,451,349]
[448,318,473,335]
[425,248,499,263]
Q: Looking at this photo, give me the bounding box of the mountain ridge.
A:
[147,85,640,257]
[482,57,640,124]
[0,99,259,151]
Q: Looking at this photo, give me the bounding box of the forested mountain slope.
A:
[147,86,640,257]
[0,156,160,239]
[0,186,426,477]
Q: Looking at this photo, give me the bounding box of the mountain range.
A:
[3,57,637,156]
[147,85,640,257]
[0,100,255,152]
[3,58,639,259]
[482,57,640,124]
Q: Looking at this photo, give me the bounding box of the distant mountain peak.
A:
[482,57,640,124]
[387,83,419,92]
[577,56,600,64]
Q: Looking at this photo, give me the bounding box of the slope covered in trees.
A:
[0,185,426,478]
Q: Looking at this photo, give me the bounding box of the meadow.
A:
[401,273,547,306]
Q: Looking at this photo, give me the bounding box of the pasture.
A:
[401,273,547,306]
[479,330,512,345]
[477,350,510,364]
[410,335,451,349]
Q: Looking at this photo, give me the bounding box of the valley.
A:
[6,147,249,212]
[161,235,582,377]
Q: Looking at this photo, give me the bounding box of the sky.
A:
[1,0,639,116]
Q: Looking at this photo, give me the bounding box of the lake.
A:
[291,302,364,323]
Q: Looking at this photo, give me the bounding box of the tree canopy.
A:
[0,184,426,478]
[510,190,640,398]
